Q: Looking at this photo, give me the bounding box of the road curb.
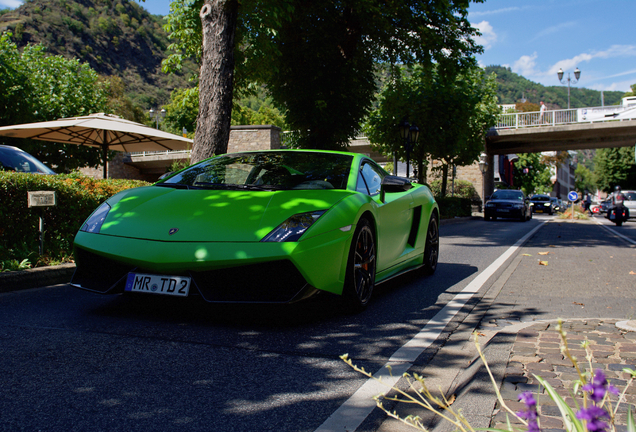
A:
[0,263,75,293]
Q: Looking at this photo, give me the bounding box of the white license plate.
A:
[125,273,190,297]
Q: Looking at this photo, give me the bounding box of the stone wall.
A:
[227,125,281,153]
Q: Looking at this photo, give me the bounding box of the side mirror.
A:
[380,175,412,202]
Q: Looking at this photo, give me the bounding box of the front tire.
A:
[342,218,376,312]
[422,213,439,276]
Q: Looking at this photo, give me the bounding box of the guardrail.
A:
[495,105,636,130]
[128,150,192,157]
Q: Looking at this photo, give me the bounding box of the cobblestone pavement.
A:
[492,320,636,431]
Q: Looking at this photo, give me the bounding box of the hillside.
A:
[0,0,197,108]
[485,65,624,110]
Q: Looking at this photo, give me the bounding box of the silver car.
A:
[620,190,636,218]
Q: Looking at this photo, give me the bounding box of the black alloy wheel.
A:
[422,214,439,275]
[343,218,376,312]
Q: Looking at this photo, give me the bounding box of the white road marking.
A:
[314,221,547,432]
[595,218,636,245]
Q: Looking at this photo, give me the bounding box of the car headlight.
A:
[80,202,111,233]
[486,203,495,208]
[544,203,550,207]
[513,203,524,209]
[529,203,534,206]
[261,211,326,242]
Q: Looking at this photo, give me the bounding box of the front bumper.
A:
[485,207,525,218]
[71,227,353,303]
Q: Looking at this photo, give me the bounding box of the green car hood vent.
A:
[100,186,351,242]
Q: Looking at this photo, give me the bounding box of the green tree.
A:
[0,32,33,126]
[365,64,499,194]
[0,32,108,172]
[575,163,596,193]
[512,153,553,196]
[594,147,636,192]
[164,0,483,158]
[163,87,199,136]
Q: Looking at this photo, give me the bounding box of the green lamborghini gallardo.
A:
[71,150,439,311]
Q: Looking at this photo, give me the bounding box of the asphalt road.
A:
[0,214,634,432]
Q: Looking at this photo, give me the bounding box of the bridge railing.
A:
[495,104,636,130]
[496,109,577,129]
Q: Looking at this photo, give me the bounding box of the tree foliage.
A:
[0,32,108,172]
[594,147,636,192]
[512,153,553,196]
[164,0,484,154]
[365,63,499,195]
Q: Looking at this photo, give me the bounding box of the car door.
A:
[356,160,415,272]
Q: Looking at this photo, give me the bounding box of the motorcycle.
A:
[606,192,630,226]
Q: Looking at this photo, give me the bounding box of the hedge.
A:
[0,171,149,266]
[435,196,473,219]
[429,179,480,219]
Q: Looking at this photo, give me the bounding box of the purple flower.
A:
[582,369,619,403]
[577,405,610,432]
[517,391,540,432]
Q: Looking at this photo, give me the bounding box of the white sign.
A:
[27,191,56,208]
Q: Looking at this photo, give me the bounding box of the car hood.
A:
[98,186,353,242]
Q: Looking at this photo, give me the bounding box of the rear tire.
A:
[342,218,376,312]
[422,213,439,276]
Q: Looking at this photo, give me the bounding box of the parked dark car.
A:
[550,197,564,212]
[529,194,553,215]
[0,145,55,174]
[599,199,611,214]
[484,189,532,221]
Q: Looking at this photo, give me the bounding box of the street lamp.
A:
[149,108,166,129]
[398,119,419,178]
[557,67,581,109]
[479,152,488,209]
[478,152,488,175]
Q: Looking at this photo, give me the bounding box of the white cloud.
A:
[473,21,497,50]
[0,0,23,8]
[547,45,636,76]
[512,52,539,77]
[469,7,522,18]
[530,21,576,42]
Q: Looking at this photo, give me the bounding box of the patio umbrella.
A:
[0,113,193,178]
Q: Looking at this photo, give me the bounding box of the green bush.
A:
[435,196,472,219]
[429,179,480,219]
[0,171,148,266]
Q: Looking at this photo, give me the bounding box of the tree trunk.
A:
[440,163,449,198]
[191,0,239,164]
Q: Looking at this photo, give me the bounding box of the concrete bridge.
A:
[481,103,636,198]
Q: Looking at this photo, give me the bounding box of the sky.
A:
[1,0,634,94]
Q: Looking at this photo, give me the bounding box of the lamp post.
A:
[149,108,166,129]
[557,67,581,109]
[479,152,488,209]
[399,119,419,178]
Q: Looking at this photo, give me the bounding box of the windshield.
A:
[531,195,550,202]
[491,190,524,201]
[160,151,353,191]
[0,146,56,174]
[623,192,636,201]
